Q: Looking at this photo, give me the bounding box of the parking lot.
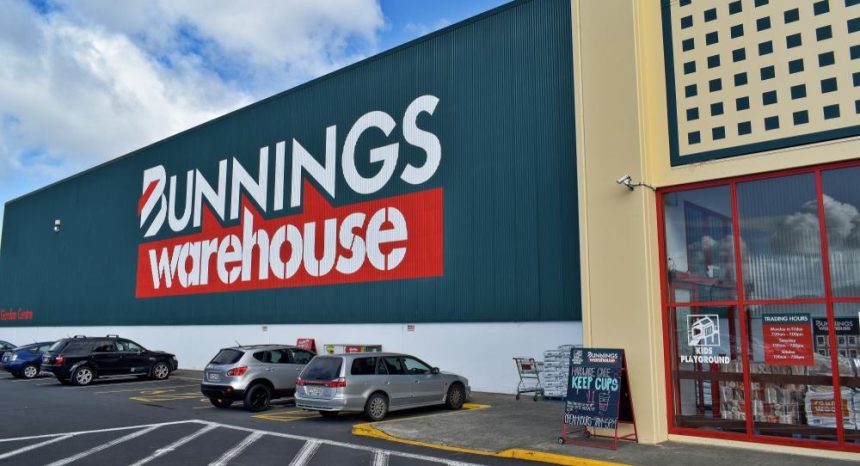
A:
[0,370,533,465]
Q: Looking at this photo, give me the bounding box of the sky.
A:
[0,0,507,241]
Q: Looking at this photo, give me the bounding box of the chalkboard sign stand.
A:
[558,348,638,450]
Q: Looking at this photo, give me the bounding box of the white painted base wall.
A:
[1,322,581,394]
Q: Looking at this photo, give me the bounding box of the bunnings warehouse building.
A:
[3,0,860,459]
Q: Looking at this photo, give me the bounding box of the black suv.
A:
[42,335,178,386]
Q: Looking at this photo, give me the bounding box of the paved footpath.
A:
[365,393,860,466]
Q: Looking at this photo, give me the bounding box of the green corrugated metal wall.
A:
[0,0,579,326]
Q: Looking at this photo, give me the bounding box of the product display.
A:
[805,386,855,429]
[716,355,860,430]
[543,344,578,398]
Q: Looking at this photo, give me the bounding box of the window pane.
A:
[270,349,288,364]
[301,356,342,381]
[403,357,431,374]
[210,349,243,365]
[383,356,406,375]
[738,174,824,300]
[822,167,860,298]
[291,350,313,365]
[350,357,378,376]
[663,186,737,303]
[747,304,837,442]
[668,306,745,433]
[831,304,860,441]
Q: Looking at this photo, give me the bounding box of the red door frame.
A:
[656,158,860,453]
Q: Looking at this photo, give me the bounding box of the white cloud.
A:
[403,18,451,36]
[0,0,385,195]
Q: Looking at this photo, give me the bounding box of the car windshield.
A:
[301,357,342,381]
[210,349,244,365]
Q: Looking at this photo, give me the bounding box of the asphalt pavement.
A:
[4,370,859,466]
[0,370,528,466]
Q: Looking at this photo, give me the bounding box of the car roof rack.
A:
[106,334,119,338]
[73,335,87,338]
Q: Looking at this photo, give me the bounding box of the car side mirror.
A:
[431,367,440,375]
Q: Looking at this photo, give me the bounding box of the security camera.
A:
[616,174,633,189]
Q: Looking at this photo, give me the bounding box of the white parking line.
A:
[288,440,321,466]
[45,425,162,466]
[0,420,484,466]
[129,423,218,466]
[372,450,390,466]
[209,431,264,466]
[0,434,73,461]
[0,420,191,443]
[210,422,482,466]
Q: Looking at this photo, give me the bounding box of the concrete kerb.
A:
[351,403,627,466]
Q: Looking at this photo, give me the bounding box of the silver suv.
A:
[200,344,316,412]
[294,352,471,421]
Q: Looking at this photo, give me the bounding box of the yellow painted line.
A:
[358,403,491,428]
[253,409,319,423]
[254,402,491,425]
[96,384,198,395]
[351,404,627,466]
[462,403,490,409]
[352,423,626,466]
[130,391,206,402]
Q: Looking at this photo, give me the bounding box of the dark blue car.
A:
[1,342,53,379]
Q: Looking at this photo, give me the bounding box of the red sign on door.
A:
[763,314,813,366]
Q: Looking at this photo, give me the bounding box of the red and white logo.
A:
[136,95,443,298]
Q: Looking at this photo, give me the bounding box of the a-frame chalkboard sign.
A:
[557,348,638,450]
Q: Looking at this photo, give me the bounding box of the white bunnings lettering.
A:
[147,206,408,290]
[139,95,440,239]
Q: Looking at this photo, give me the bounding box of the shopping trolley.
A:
[513,357,544,401]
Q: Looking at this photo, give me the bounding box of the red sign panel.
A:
[136,183,443,298]
[296,338,316,352]
[810,399,851,418]
[762,314,813,366]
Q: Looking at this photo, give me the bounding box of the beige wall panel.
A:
[642,0,860,188]
[574,0,666,444]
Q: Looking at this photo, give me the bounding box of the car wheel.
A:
[243,384,272,412]
[151,361,170,380]
[72,366,95,386]
[445,383,466,410]
[210,397,233,409]
[22,365,39,379]
[319,410,339,418]
[364,392,389,421]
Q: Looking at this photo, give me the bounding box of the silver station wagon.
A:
[294,352,471,421]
